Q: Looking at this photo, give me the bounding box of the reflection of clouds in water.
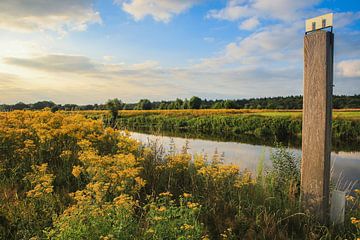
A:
[130,132,360,184]
[131,132,272,172]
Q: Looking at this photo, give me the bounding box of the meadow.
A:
[0,110,359,239]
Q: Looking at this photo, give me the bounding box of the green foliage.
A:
[106,98,123,119]
[143,194,204,240]
[51,105,60,113]
[136,99,153,110]
[270,147,300,185]
[48,205,138,240]
[1,95,360,111]
[189,96,202,109]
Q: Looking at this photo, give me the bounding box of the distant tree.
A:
[106,98,123,126]
[183,99,189,109]
[51,105,60,113]
[158,102,168,110]
[189,96,202,109]
[80,105,95,110]
[136,99,152,110]
[123,104,133,110]
[13,102,29,110]
[32,101,56,110]
[63,104,78,111]
[212,102,223,109]
[223,100,236,109]
[174,98,184,109]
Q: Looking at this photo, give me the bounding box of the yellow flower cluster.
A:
[72,165,83,178]
[233,171,255,188]
[0,110,148,229]
[351,217,360,227]
[181,224,194,230]
[25,163,54,198]
[183,193,192,198]
[187,202,200,210]
[159,192,173,197]
[197,163,239,181]
[166,153,192,170]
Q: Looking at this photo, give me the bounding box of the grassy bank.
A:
[113,109,360,151]
[0,110,359,239]
[74,109,360,120]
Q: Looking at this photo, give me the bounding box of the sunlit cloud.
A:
[207,0,321,22]
[0,0,101,34]
[337,60,360,78]
[239,17,260,30]
[114,0,201,23]
[4,55,96,73]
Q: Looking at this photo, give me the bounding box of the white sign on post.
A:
[305,13,333,33]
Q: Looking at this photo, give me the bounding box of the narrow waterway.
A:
[130,131,360,190]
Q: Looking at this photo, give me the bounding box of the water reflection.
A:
[130,131,360,189]
[126,127,360,152]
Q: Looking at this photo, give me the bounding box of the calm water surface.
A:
[130,131,360,190]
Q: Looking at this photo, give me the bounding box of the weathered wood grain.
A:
[301,30,334,223]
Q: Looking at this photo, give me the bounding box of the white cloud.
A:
[103,56,114,62]
[239,17,260,30]
[0,0,101,33]
[207,0,320,22]
[207,2,253,21]
[337,60,360,78]
[130,60,160,70]
[197,23,302,68]
[114,0,201,22]
[3,55,96,73]
[0,54,176,103]
[335,12,360,28]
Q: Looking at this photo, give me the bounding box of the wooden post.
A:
[301,30,334,223]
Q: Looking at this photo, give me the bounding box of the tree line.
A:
[1,95,359,112]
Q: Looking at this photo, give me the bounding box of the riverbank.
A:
[114,109,360,151]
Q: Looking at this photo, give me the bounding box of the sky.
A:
[0,0,359,104]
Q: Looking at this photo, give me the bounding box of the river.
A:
[130,131,360,190]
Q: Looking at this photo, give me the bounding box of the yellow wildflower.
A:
[181,224,194,230]
[147,228,155,234]
[158,206,167,212]
[159,192,173,197]
[346,195,355,202]
[183,193,192,198]
[72,165,83,178]
[153,216,163,221]
[351,217,360,224]
[187,202,200,209]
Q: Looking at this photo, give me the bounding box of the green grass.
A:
[72,109,360,121]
